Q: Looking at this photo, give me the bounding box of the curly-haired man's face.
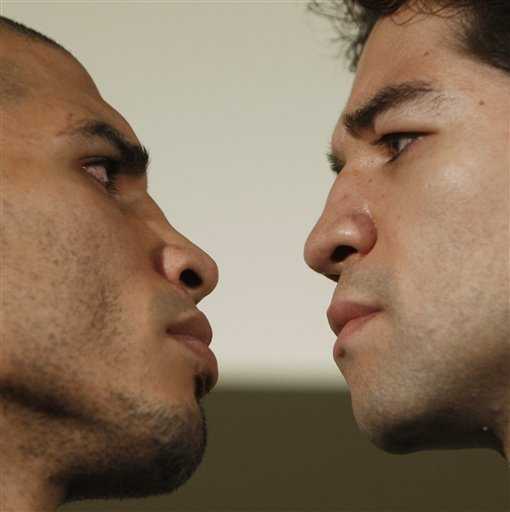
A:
[305,8,509,455]
[0,30,219,507]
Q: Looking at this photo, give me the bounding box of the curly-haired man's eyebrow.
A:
[343,80,446,137]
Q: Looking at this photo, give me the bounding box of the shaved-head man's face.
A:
[0,25,219,508]
[305,7,510,457]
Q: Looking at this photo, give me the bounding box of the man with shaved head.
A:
[0,16,219,511]
[305,0,509,462]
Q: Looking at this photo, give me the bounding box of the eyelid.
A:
[82,155,119,166]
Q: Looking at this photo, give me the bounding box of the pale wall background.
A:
[3,0,353,388]
[4,4,509,510]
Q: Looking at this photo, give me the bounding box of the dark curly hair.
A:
[308,1,510,74]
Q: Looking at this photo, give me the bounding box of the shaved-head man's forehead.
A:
[0,57,33,105]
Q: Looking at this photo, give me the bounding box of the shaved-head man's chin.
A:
[0,372,208,506]
[59,404,207,502]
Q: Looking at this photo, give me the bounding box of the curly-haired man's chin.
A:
[62,405,207,502]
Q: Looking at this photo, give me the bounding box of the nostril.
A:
[180,268,203,289]
[331,245,356,263]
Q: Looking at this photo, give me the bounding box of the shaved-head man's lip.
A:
[166,310,219,392]
[167,310,213,346]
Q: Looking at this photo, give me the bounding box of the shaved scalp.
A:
[0,16,72,105]
[0,15,70,55]
[0,58,29,103]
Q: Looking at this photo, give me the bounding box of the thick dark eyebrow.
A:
[343,80,443,137]
[63,120,150,175]
[327,80,446,175]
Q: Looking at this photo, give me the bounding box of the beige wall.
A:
[3,0,354,388]
[3,4,509,510]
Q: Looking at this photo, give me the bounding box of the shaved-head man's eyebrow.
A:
[343,80,446,137]
[62,120,150,176]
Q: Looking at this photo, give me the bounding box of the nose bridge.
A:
[304,178,377,279]
[140,196,219,304]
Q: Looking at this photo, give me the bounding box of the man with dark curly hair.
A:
[304,1,509,461]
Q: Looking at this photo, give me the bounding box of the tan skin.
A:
[305,8,510,460]
[1,32,219,510]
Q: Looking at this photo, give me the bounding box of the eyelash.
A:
[82,157,122,194]
[374,132,422,163]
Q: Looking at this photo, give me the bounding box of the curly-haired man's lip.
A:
[327,300,382,360]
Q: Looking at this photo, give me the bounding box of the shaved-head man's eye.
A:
[82,157,122,194]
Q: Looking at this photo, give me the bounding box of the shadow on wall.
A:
[62,388,509,512]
